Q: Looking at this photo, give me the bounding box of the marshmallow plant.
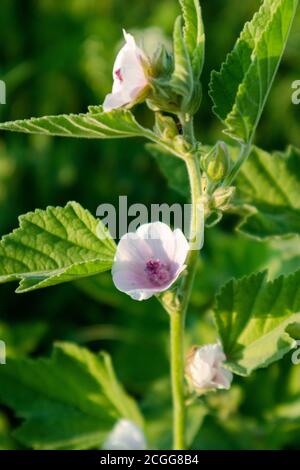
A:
[0,0,299,451]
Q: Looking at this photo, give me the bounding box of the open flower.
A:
[112,222,189,301]
[185,344,233,394]
[102,419,146,450]
[103,30,150,112]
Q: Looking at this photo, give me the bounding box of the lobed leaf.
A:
[209,0,298,143]
[234,146,300,239]
[179,0,205,77]
[214,270,300,376]
[0,106,153,140]
[0,201,116,293]
[0,343,143,449]
[171,16,194,100]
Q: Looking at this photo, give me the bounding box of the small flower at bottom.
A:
[185,343,233,394]
[103,30,151,112]
[102,419,147,450]
[112,222,189,301]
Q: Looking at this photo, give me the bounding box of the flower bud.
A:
[147,78,181,114]
[201,142,231,183]
[180,82,202,116]
[154,113,178,140]
[210,186,235,212]
[151,44,173,78]
[173,135,192,154]
[185,344,233,395]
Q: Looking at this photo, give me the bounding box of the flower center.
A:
[115,68,123,82]
[145,259,171,286]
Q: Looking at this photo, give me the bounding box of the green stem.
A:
[169,116,203,450]
[223,140,252,187]
[170,308,186,449]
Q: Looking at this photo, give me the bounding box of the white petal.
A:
[136,222,176,263]
[112,266,182,301]
[127,289,155,301]
[103,91,130,112]
[214,368,233,390]
[103,30,149,112]
[122,29,137,48]
[186,343,233,393]
[112,222,188,300]
[189,359,213,389]
[196,345,217,368]
[103,419,147,450]
[172,228,190,266]
[114,232,153,264]
[112,264,152,292]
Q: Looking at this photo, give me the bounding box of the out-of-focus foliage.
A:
[0,343,143,449]
[0,0,300,450]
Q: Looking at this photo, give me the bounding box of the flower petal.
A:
[215,368,233,389]
[103,91,131,112]
[136,222,176,263]
[186,343,233,394]
[173,228,190,266]
[112,222,189,300]
[114,232,153,264]
[103,419,147,450]
[103,30,149,112]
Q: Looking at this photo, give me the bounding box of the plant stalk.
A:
[169,116,203,450]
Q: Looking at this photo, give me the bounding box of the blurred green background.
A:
[0,0,300,450]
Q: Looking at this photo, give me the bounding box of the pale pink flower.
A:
[112,222,189,301]
[103,30,150,112]
[102,419,146,450]
[186,344,233,394]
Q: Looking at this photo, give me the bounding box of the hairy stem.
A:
[170,308,186,449]
[169,116,203,450]
[223,140,252,187]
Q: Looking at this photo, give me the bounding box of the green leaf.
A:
[0,342,143,449]
[171,16,194,100]
[0,201,116,293]
[214,270,300,376]
[0,106,153,140]
[234,146,300,239]
[146,143,189,197]
[209,0,298,143]
[179,0,205,77]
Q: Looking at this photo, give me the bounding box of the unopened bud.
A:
[202,142,231,183]
[174,135,192,154]
[147,79,181,114]
[151,44,173,78]
[210,186,235,211]
[154,113,178,140]
[185,344,233,395]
